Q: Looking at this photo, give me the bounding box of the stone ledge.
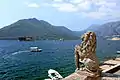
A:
[62,70,100,80]
[62,70,120,80]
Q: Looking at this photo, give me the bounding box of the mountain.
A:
[75,21,120,38]
[87,21,120,37]
[0,18,79,40]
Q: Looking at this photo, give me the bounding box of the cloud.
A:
[77,1,92,11]
[51,0,92,12]
[52,3,78,12]
[48,0,120,20]
[24,2,40,8]
[53,0,63,2]
[70,0,83,4]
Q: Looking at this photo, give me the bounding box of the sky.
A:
[0,0,120,31]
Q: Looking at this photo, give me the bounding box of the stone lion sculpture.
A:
[74,31,101,76]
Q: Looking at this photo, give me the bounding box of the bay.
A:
[0,39,120,80]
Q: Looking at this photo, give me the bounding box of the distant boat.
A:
[59,38,64,41]
[116,51,120,54]
[30,47,42,52]
[18,36,33,41]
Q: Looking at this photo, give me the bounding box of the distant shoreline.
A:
[107,37,120,40]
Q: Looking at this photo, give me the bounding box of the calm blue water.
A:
[0,39,120,80]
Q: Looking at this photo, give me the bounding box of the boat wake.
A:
[2,50,30,60]
[11,50,30,55]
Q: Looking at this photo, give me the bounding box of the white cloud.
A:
[24,2,40,8]
[53,0,63,2]
[77,1,92,11]
[51,0,92,12]
[70,0,83,4]
[52,3,78,12]
[43,0,120,20]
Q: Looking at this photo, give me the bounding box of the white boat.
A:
[45,69,63,80]
[30,47,42,52]
[116,51,120,54]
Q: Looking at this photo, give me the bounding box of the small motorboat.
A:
[116,51,120,54]
[30,47,42,52]
[44,69,63,80]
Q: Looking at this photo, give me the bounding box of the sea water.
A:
[0,39,120,80]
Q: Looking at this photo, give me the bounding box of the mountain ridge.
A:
[75,20,120,38]
[0,18,79,40]
[1,18,120,40]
